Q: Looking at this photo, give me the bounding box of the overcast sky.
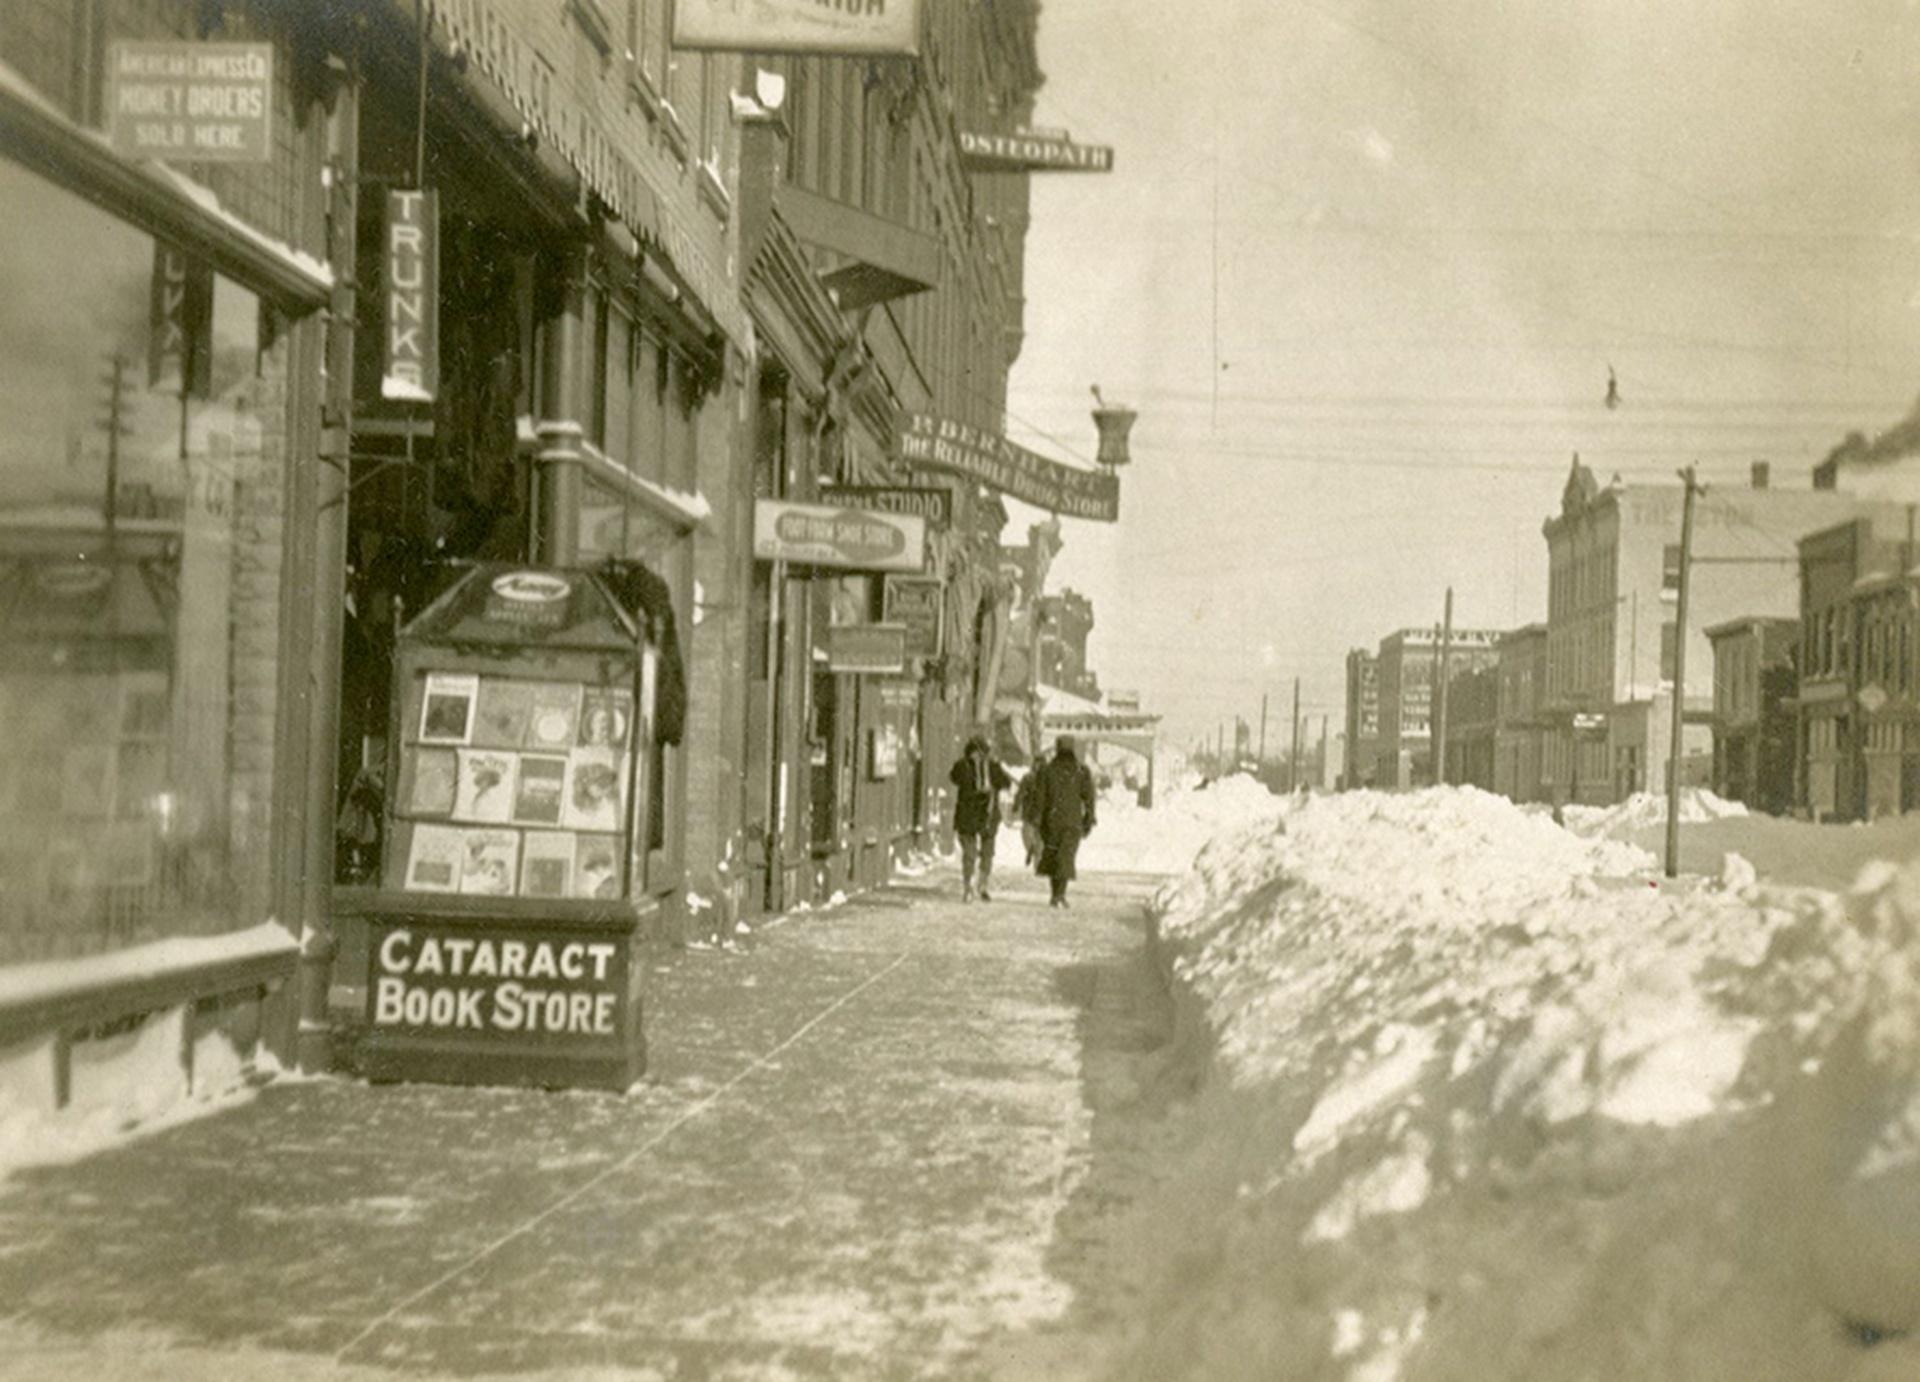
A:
[1004,0,1920,752]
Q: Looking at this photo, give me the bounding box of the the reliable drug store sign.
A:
[369,923,627,1040]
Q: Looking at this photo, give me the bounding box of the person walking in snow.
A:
[1014,768,1043,866]
[949,734,1012,901]
[1031,735,1097,908]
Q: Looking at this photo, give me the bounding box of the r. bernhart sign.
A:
[898,414,1119,523]
[673,0,921,55]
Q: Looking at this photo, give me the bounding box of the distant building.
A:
[1797,511,1920,819]
[1542,457,1889,806]
[1376,626,1502,788]
[1494,624,1549,803]
[1344,648,1380,788]
[1705,616,1797,815]
[1035,588,1099,701]
[1441,663,1498,791]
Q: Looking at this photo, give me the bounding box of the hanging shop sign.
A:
[958,128,1115,174]
[875,679,920,712]
[898,414,1119,523]
[753,500,927,572]
[883,576,944,659]
[828,623,909,675]
[382,189,440,403]
[148,243,213,398]
[672,0,921,55]
[106,41,273,162]
[820,484,951,530]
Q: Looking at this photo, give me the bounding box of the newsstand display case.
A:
[359,563,653,1091]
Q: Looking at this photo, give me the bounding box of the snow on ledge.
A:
[0,57,334,297]
[0,921,299,1012]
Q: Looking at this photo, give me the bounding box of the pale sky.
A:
[1005,0,1920,751]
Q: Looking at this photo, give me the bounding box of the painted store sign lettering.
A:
[383,190,439,403]
[370,928,623,1036]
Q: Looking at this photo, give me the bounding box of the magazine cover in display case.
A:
[360,563,655,1091]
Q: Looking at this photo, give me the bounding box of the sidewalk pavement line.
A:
[330,951,912,1364]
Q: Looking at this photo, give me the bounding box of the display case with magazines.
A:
[360,563,658,1091]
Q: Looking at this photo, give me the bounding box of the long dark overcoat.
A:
[1031,750,1096,881]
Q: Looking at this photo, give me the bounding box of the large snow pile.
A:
[1079,772,1287,876]
[1562,786,1750,838]
[1114,785,1920,1379]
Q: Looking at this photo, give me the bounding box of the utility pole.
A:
[1665,467,1700,878]
[98,353,130,541]
[1288,676,1301,792]
[1258,692,1269,767]
[1318,714,1330,791]
[1434,587,1454,786]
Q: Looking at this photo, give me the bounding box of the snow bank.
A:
[1562,786,1750,838]
[1080,772,1287,876]
[1118,785,1920,1378]
[1,1008,265,1186]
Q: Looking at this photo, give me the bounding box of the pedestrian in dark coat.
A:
[1031,736,1097,907]
[949,734,1012,901]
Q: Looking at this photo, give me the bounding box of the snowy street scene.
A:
[17,0,1920,1378]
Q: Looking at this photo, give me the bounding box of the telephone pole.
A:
[1665,467,1700,878]
[1434,587,1454,786]
[98,353,131,541]
[1258,692,1269,766]
[1288,676,1301,792]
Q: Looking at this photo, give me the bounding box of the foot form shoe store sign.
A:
[752,500,927,572]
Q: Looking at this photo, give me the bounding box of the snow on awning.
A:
[576,437,712,532]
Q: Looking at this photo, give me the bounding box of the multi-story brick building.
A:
[1374,626,1501,788]
[1705,616,1797,815]
[1796,511,1920,819]
[1493,624,1549,803]
[1440,664,1498,791]
[1036,588,1098,701]
[0,0,349,1089]
[2,2,1058,1101]
[1542,458,1885,805]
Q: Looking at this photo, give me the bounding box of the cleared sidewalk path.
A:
[0,864,1177,1380]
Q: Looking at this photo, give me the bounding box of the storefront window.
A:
[0,157,287,962]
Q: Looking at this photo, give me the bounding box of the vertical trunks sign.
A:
[383,189,439,403]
